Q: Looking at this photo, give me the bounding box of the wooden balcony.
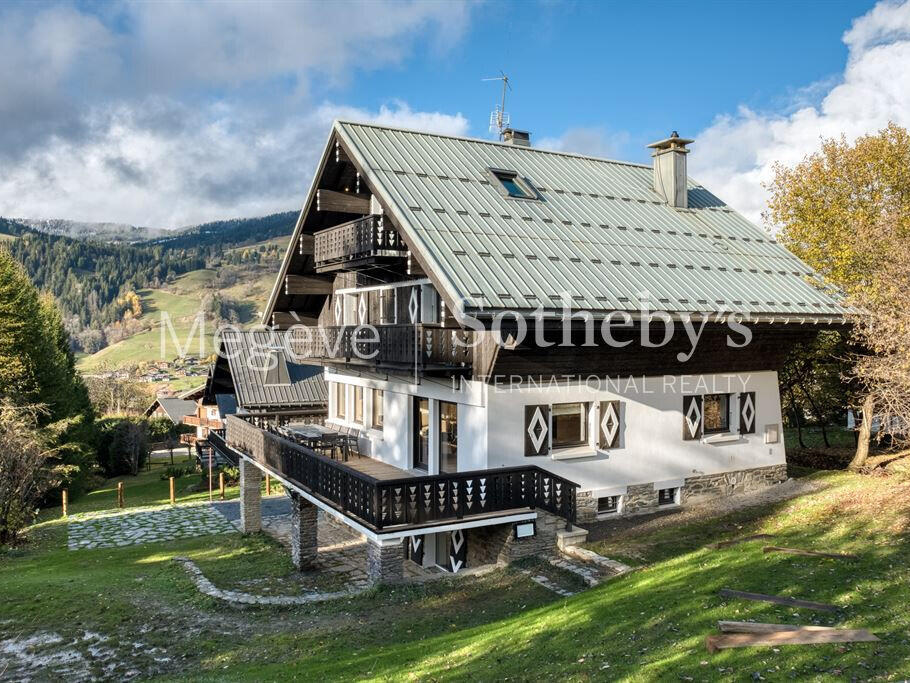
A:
[313,216,408,272]
[225,415,578,532]
[183,415,224,429]
[289,324,472,371]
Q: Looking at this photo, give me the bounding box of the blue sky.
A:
[1,0,907,228]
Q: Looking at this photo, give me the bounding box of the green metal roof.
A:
[335,121,848,321]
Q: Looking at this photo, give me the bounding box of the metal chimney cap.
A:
[647,133,694,151]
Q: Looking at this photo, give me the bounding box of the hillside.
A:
[12,218,167,242]
[75,252,285,392]
[0,212,296,355]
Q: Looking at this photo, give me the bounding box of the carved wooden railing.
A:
[225,415,577,532]
[314,216,406,266]
[289,325,472,369]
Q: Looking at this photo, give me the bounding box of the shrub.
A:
[159,465,196,481]
[0,403,53,545]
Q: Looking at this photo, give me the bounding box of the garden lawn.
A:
[2,470,909,681]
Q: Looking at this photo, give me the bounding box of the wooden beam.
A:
[711,534,775,549]
[706,629,878,654]
[316,188,370,214]
[285,275,333,296]
[298,234,314,255]
[271,312,318,328]
[718,589,839,612]
[718,621,838,634]
[762,546,858,560]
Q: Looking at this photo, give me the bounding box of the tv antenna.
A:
[483,71,511,140]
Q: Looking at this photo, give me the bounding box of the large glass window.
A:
[551,402,587,448]
[439,401,458,474]
[353,385,364,424]
[703,394,730,433]
[413,397,429,470]
[333,383,346,420]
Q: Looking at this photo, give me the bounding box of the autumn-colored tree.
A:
[767,122,910,296]
[767,122,910,468]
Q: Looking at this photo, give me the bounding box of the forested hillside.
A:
[0,211,296,353]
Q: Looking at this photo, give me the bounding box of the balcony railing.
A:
[290,324,472,370]
[314,216,407,268]
[225,415,577,532]
[206,428,239,467]
[183,415,224,429]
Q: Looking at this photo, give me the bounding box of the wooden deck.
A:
[342,453,414,481]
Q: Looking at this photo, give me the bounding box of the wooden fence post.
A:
[117,482,124,509]
[266,474,271,496]
[62,489,68,518]
[219,472,225,501]
[169,477,176,505]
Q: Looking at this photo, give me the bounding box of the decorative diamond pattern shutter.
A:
[682,395,702,440]
[739,391,756,434]
[449,529,466,573]
[524,404,550,456]
[599,400,621,449]
[408,534,424,565]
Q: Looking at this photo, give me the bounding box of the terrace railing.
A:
[225,415,577,532]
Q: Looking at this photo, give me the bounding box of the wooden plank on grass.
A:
[711,534,775,549]
[762,546,858,560]
[718,621,838,634]
[718,589,839,612]
[706,629,878,653]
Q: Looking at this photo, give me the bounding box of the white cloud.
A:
[0,101,468,228]
[0,1,474,226]
[537,126,631,160]
[690,0,910,225]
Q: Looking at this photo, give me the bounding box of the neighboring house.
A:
[224,121,848,583]
[145,396,197,425]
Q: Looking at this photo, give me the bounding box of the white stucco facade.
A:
[323,367,785,496]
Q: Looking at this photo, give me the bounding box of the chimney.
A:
[646,131,694,208]
[503,128,531,147]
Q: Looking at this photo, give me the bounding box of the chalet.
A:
[195,329,328,462]
[222,121,848,583]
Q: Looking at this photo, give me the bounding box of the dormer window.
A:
[489,168,538,200]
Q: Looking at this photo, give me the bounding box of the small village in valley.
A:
[2,1,910,681]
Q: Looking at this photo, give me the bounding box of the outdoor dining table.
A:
[283,424,351,461]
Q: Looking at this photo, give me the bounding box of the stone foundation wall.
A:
[466,511,562,567]
[575,464,788,523]
[682,463,787,505]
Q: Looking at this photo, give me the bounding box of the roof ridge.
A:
[334,119,653,170]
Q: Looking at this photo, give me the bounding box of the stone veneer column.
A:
[239,458,262,534]
[290,493,318,570]
[366,537,404,584]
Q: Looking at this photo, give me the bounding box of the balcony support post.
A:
[366,537,405,584]
[239,458,262,534]
[290,492,318,570]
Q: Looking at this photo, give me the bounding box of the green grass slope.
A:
[2,469,908,680]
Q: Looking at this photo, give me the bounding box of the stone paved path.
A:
[67,502,236,550]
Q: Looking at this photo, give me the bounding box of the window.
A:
[333,383,346,420]
[703,393,730,434]
[597,495,620,515]
[353,386,364,424]
[551,402,587,449]
[490,168,538,200]
[413,397,429,470]
[372,389,384,428]
[658,488,678,506]
[439,401,458,474]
